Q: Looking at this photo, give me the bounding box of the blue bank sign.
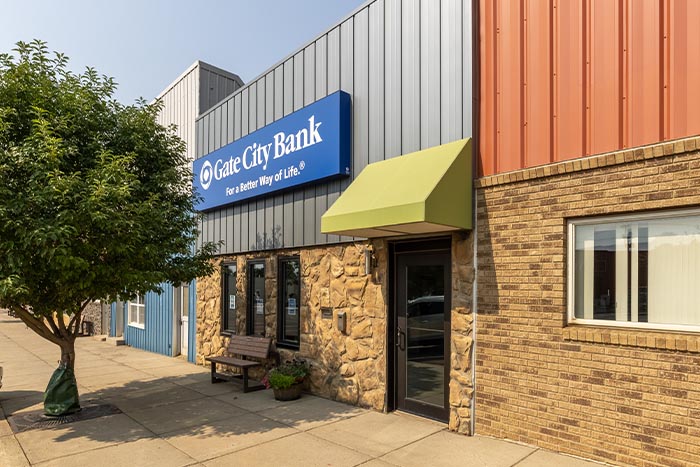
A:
[193,91,351,211]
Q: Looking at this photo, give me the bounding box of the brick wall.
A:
[475,137,700,467]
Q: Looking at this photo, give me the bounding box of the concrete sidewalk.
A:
[0,317,604,467]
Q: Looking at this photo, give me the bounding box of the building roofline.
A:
[196,0,376,122]
[154,60,243,102]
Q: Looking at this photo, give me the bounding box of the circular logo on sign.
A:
[199,160,213,190]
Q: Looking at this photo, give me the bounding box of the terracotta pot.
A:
[273,383,303,401]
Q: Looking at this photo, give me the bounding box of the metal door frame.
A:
[388,237,452,423]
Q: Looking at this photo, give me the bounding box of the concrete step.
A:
[92,335,107,342]
[106,337,125,346]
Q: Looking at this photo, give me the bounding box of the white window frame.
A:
[128,294,146,329]
[567,207,700,333]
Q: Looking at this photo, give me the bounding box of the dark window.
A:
[278,257,300,348]
[222,264,237,334]
[247,261,265,336]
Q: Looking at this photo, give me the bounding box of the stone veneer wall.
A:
[475,137,700,467]
[197,241,389,410]
[81,301,104,335]
[449,233,475,434]
[196,234,475,425]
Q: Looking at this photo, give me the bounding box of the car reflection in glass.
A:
[407,295,444,360]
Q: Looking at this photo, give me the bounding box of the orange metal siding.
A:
[479,0,700,176]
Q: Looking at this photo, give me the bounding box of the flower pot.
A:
[273,383,303,401]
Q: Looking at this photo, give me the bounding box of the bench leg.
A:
[242,367,249,392]
[210,362,221,384]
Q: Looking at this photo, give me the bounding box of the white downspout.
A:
[470,188,478,435]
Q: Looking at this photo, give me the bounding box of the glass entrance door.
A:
[396,248,451,422]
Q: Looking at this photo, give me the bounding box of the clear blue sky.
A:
[0,0,366,104]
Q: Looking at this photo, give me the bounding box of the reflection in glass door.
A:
[396,248,451,422]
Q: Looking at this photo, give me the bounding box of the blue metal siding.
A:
[109,302,117,337]
[123,285,174,357]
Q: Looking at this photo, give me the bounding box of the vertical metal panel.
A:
[554,0,584,162]
[441,0,463,144]
[109,302,117,337]
[327,27,341,92]
[257,78,266,130]
[669,0,700,139]
[315,185,328,245]
[213,106,222,150]
[283,59,294,116]
[207,113,215,153]
[525,0,553,168]
[354,8,370,175]
[481,0,700,176]
[249,82,258,132]
[241,88,249,136]
[240,203,249,252]
[233,204,242,252]
[589,0,621,155]
[124,288,173,356]
[304,187,315,245]
[234,93,242,140]
[196,117,203,158]
[627,0,662,148]
[420,0,441,149]
[304,44,316,106]
[385,0,402,159]
[273,195,284,248]
[402,0,421,154]
[369,1,385,164]
[339,15,356,244]
[227,97,234,144]
[496,0,523,171]
[283,192,294,247]
[256,199,265,249]
[225,206,234,254]
[264,197,274,248]
[248,200,257,250]
[274,66,284,121]
[316,36,328,98]
[294,52,305,111]
[265,73,274,125]
[195,0,475,253]
[293,191,304,245]
[326,26,342,244]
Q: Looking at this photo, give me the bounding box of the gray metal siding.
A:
[196,0,473,255]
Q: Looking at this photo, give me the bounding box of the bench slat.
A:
[206,356,260,368]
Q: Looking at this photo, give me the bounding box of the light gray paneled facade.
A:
[156,61,243,162]
[196,0,473,254]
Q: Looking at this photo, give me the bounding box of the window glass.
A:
[248,262,265,336]
[222,264,237,333]
[128,294,145,328]
[571,212,700,329]
[279,258,300,346]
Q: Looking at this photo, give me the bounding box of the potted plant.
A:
[263,359,310,401]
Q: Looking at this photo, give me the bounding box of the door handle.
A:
[397,326,406,351]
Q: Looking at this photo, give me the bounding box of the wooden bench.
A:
[205,335,272,392]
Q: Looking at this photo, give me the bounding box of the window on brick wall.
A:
[568,209,700,331]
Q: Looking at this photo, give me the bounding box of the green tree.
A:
[0,40,215,396]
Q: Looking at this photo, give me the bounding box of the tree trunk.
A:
[59,339,76,369]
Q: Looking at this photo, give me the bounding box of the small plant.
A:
[263,359,310,400]
[263,359,310,389]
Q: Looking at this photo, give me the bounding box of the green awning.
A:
[321,138,472,237]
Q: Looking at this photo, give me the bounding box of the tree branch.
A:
[56,309,69,338]
[67,298,92,335]
[12,306,62,345]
